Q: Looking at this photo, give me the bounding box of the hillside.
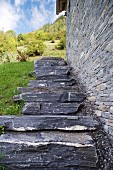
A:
[0,15,66,64]
[40,15,66,39]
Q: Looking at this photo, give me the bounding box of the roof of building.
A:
[56,0,67,15]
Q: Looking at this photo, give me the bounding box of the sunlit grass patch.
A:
[0,61,34,115]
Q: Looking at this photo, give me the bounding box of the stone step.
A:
[28,79,76,88]
[39,57,65,61]
[35,65,72,70]
[22,102,82,115]
[17,87,42,93]
[36,75,70,80]
[35,67,71,77]
[0,168,97,170]
[13,92,86,102]
[0,132,97,169]
[34,60,66,67]
[17,86,79,94]
[0,116,99,132]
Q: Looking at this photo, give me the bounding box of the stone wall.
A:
[66,0,113,140]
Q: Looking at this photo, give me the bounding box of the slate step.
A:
[2,168,97,170]
[17,87,50,93]
[17,86,79,94]
[0,116,99,132]
[13,92,86,103]
[34,60,66,67]
[35,67,71,77]
[36,75,71,80]
[0,132,97,169]
[40,57,65,61]
[28,79,76,88]
[22,102,82,115]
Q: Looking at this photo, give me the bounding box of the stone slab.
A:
[22,102,81,115]
[0,132,97,168]
[2,167,97,170]
[35,67,71,76]
[34,60,66,67]
[0,116,99,131]
[13,92,61,102]
[17,86,79,94]
[28,79,76,88]
[36,75,71,80]
[39,57,65,61]
[13,92,85,103]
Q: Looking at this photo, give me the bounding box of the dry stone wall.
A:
[66,0,113,141]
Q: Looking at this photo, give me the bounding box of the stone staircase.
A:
[0,57,100,170]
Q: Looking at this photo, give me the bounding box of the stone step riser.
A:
[34,60,66,67]
[13,92,86,103]
[35,69,71,76]
[0,116,99,132]
[22,102,82,115]
[28,80,76,88]
[0,132,97,169]
[36,75,70,80]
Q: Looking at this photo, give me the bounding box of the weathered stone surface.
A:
[35,66,71,76]
[61,92,86,102]
[34,60,66,67]
[14,92,61,102]
[0,132,97,169]
[17,87,38,93]
[28,79,76,88]
[22,102,81,115]
[0,116,99,131]
[13,91,85,103]
[36,75,71,80]
[2,167,97,170]
[40,57,65,61]
[17,86,79,94]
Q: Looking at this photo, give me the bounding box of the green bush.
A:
[56,37,66,50]
[26,40,46,56]
[1,51,19,63]
[17,46,28,61]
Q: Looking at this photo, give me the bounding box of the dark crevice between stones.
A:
[3,128,98,133]
[77,104,85,113]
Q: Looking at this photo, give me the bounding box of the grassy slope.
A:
[0,61,34,115]
[43,40,66,59]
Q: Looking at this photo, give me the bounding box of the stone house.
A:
[56,0,113,142]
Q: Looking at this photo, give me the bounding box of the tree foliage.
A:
[0,15,66,63]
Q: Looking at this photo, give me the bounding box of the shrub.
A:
[56,37,66,50]
[26,40,46,56]
[16,46,28,62]
[1,51,19,63]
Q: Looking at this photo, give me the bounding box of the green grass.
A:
[0,61,34,115]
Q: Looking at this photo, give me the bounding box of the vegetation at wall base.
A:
[0,61,34,115]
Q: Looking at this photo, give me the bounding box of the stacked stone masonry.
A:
[0,57,104,170]
[66,0,113,143]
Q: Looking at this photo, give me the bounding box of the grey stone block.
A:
[0,132,97,169]
[22,102,82,115]
[0,116,99,132]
